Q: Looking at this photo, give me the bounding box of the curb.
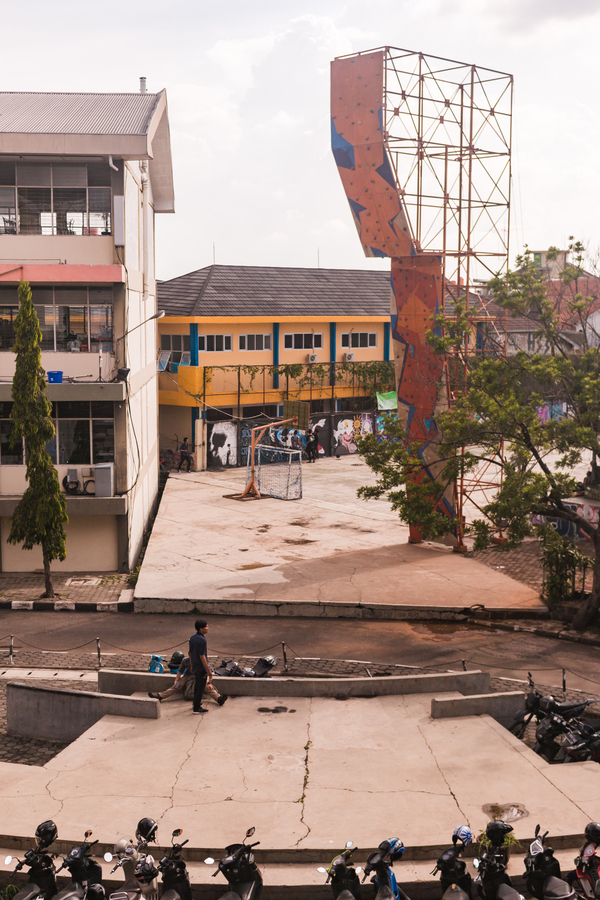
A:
[466,617,600,647]
[0,588,134,613]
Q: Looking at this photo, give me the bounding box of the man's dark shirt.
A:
[189,632,207,674]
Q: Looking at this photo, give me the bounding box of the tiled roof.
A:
[0,91,163,135]
[157,265,392,317]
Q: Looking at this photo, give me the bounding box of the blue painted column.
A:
[190,323,199,366]
[384,321,390,361]
[272,322,280,388]
[329,321,336,386]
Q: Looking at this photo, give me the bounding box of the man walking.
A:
[177,437,193,472]
[189,619,213,714]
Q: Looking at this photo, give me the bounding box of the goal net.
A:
[245,443,303,500]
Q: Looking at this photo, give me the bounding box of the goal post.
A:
[235,416,300,500]
[245,444,303,500]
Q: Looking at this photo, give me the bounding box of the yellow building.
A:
[157,265,394,467]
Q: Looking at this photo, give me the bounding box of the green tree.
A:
[8,281,67,597]
[359,245,600,630]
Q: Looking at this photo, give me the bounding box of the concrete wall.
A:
[99,668,490,698]
[431,691,524,721]
[0,515,118,572]
[6,682,159,742]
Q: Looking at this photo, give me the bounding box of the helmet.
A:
[114,838,135,858]
[486,821,513,847]
[136,818,158,844]
[168,651,184,670]
[585,823,600,845]
[453,826,473,847]
[387,838,405,861]
[35,821,58,849]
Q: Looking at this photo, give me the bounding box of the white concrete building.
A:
[0,86,174,572]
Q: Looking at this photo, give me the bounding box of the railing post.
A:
[9,634,13,665]
[96,637,101,669]
[282,641,288,672]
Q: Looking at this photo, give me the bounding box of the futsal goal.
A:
[245,444,302,500]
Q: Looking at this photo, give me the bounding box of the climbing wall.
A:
[331,52,455,538]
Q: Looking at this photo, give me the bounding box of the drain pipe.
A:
[108,155,118,172]
[140,159,150,302]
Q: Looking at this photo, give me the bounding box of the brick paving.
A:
[0,572,129,604]
[470,538,596,595]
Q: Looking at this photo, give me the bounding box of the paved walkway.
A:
[135,458,543,612]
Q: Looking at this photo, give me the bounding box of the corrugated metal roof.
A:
[158,265,392,317]
[0,92,162,135]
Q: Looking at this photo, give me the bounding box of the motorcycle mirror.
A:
[172,830,182,838]
[346,841,353,848]
[203,858,215,865]
[4,856,12,865]
[246,827,256,839]
[535,825,540,838]
[85,830,92,839]
[317,867,327,873]
[104,853,113,863]
[473,859,480,869]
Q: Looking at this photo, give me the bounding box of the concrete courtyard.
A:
[135,456,542,613]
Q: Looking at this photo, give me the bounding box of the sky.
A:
[4,0,600,281]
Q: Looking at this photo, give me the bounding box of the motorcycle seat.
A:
[497,884,523,900]
[549,701,587,716]
[14,886,46,900]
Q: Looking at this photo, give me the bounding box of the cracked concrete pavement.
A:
[2,690,599,854]
[135,457,542,610]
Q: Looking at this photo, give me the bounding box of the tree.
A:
[8,281,67,597]
[358,245,600,630]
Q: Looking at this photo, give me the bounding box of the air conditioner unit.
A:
[94,463,114,498]
[344,352,355,362]
[307,353,318,364]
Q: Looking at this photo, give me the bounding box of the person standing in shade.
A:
[306,427,319,463]
[178,437,193,472]
[189,619,213,714]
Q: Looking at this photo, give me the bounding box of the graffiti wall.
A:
[207,421,238,468]
[331,413,374,456]
[532,498,600,541]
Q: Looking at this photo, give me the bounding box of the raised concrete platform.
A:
[98,668,490,698]
[135,458,543,617]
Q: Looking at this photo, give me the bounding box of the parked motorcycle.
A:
[361,838,408,900]
[474,822,523,900]
[524,825,561,900]
[5,821,58,900]
[318,842,362,899]
[105,818,159,900]
[432,826,474,899]
[562,722,600,764]
[156,830,191,900]
[566,823,600,898]
[53,830,103,900]
[213,657,277,678]
[204,826,262,900]
[510,673,599,741]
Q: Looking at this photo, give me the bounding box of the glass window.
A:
[0,307,17,349]
[341,334,349,348]
[87,164,111,187]
[57,420,90,464]
[89,305,112,353]
[314,334,322,349]
[54,188,87,235]
[33,293,56,351]
[198,335,205,351]
[18,187,52,234]
[88,188,111,235]
[0,162,15,185]
[17,165,51,186]
[0,420,22,465]
[294,334,303,349]
[284,335,292,349]
[91,401,113,418]
[239,335,246,350]
[92,420,114,463]
[201,334,231,352]
[369,333,377,346]
[57,304,87,352]
[0,186,16,234]
[52,166,87,188]
[57,402,90,418]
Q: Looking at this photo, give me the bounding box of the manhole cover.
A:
[482,803,528,822]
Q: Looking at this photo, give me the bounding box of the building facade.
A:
[0,87,174,571]
[157,265,394,467]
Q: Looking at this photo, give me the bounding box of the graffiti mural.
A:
[332,413,375,456]
[207,421,237,468]
[309,416,329,457]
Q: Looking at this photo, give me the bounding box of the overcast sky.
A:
[4,0,600,281]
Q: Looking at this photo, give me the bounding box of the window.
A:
[239,333,271,351]
[160,334,190,367]
[0,287,112,353]
[341,332,377,349]
[0,401,114,466]
[283,333,323,350]
[0,162,112,235]
[198,334,232,352]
